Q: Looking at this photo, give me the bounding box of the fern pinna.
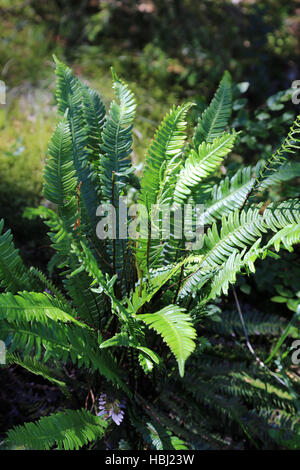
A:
[0,58,300,450]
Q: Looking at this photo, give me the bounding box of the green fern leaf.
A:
[139,103,191,211]
[0,291,84,326]
[100,69,136,203]
[7,353,70,397]
[266,224,300,252]
[196,165,256,226]
[179,208,267,296]
[136,103,191,271]
[263,199,300,231]
[0,220,33,293]
[99,70,136,275]
[54,57,100,241]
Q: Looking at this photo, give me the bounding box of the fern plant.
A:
[0,58,299,450]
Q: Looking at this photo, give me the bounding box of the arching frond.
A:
[0,220,33,293]
[7,353,70,397]
[6,409,107,450]
[193,70,232,146]
[174,132,236,205]
[54,57,99,241]
[201,208,266,269]
[263,199,300,231]
[179,208,267,296]
[207,241,261,300]
[266,223,300,252]
[1,312,129,392]
[242,115,300,205]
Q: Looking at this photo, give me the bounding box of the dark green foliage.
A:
[0,60,299,450]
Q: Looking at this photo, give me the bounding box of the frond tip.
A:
[138,305,197,377]
[6,409,107,450]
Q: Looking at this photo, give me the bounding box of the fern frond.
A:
[0,291,84,326]
[1,313,129,393]
[70,238,131,324]
[6,409,107,450]
[81,85,106,167]
[25,206,75,269]
[242,115,300,206]
[262,115,300,173]
[136,103,191,271]
[266,223,300,252]
[199,208,265,269]
[195,161,300,227]
[208,240,262,299]
[7,353,70,397]
[139,104,191,211]
[0,220,33,293]
[80,84,106,205]
[29,267,68,304]
[263,199,300,231]
[43,113,77,209]
[174,132,236,205]
[100,332,160,365]
[177,374,267,446]
[193,71,232,146]
[99,70,136,275]
[207,309,287,338]
[138,305,196,377]
[208,251,243,299]
[179,208,267,296]
[258,161,300,190]
[128,261,183,314]
[259,409,300,450]
[100,69,136,203]
[196,165,255,226]
[54,57,99,241]
[261,199,300,250]
[64,269,105,327]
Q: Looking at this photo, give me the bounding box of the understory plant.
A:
[0,58,300,450]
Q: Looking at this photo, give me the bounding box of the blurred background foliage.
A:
[0,0,299,255]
